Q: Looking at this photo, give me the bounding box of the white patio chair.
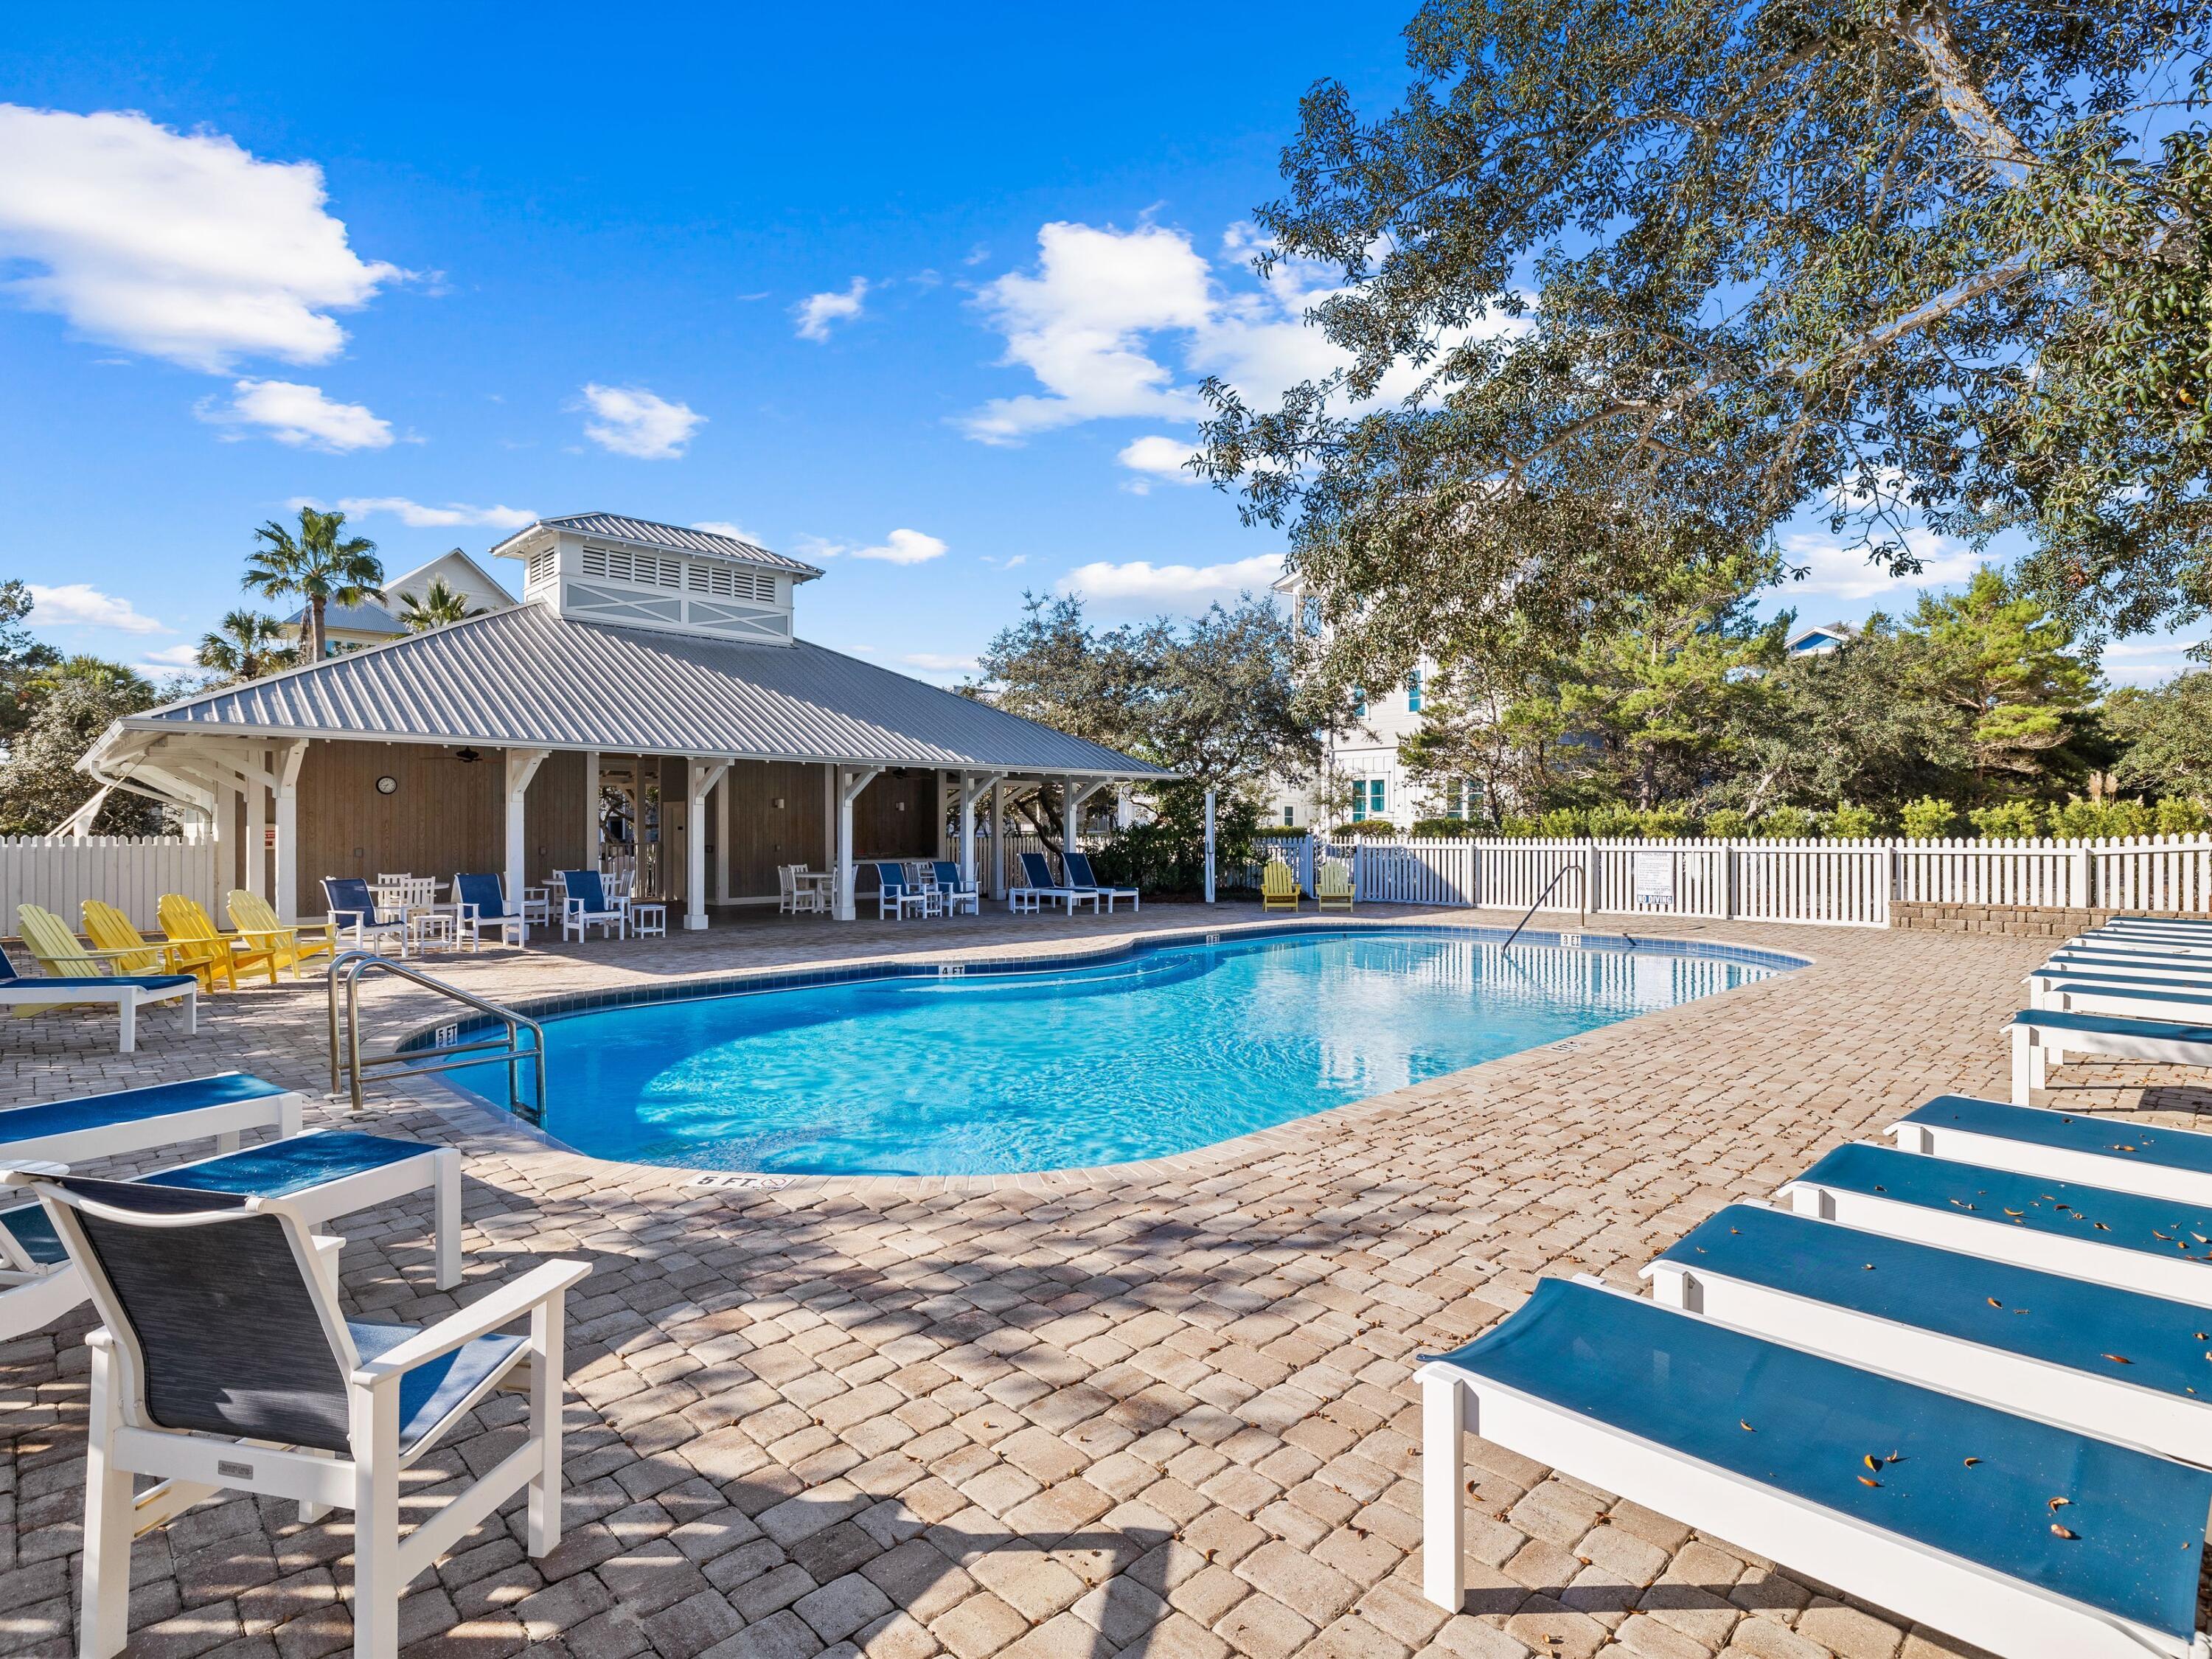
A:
[5,1165,588,1659]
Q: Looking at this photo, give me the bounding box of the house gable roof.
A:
[107,601,1164,777]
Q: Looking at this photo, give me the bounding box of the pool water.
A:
[448,930,1784,1176]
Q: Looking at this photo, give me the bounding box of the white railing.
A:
[0,835,220,932]
[1248,833,2212,929]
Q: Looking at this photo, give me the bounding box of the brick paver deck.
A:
[3,902,2201,1659]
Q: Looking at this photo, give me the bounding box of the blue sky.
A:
[0,4,2197,690]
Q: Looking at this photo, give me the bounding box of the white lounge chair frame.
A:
[1419,1277,2205,1659]
[2062,933,2212,959]
[2037,952,2212,985]
[1641,1224,2212,1469]
[0,1075,303,1166]
[1779,1152,2212,1308]
[2041,980,2212,1026]
[0,973,195,1054]
[2011,1009,2212,1107]
[20,1178,588,1659]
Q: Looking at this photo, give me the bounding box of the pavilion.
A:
[77,513,1168,925]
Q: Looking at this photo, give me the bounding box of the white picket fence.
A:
[0,835,221,932]
[1249,834,2212,929]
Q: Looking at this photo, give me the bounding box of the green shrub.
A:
[2043,796,2155,839]
[1090,783,1260,896]
[1498,813,1541,838]
[2156,797,2210,835]
[1634,806,1697,838]
[1408,816,1478,837]
[1823,802,1879,838]
[1537,807,1588,838]
[1329,820,1399,838]
[1757,805,1818,839]
[1586,803,1641,839]
[1967,800,2042,838]
[1900,796,1959,839]
[1701,807,1749,839]
[2104,797,2155,838]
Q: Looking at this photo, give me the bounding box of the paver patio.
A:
[3,902,2204,1659]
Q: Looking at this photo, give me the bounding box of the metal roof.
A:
[106,602,1166,776]
[487,513,824,580]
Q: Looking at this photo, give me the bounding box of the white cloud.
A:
[2101,636,2207,688]
[134,644,202,668]
[1057,554,1284,611]
[27,582,165,633]
[1117,434,1199,493]
[900,652,978,672]
[691,520,764,544]
[198,378,392,451]
[577,383,703,459]
[1776,527,1981,600]
[793,277,869,341]
[337,496,535,529]
[854,528,947,565]
[0,104,401,371]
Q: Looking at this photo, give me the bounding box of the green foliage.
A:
[1756,806,1818,840]
[0,657,161,835]
[1635,805,1697,839]
[1586,802,1641,839]
[244,507,382,664]
[1901,797,1960,840]
[1537,807,1587,838]
[2105,675,2212,800]
[1700,808,1749,839]
[1823,803,1879,839]
[1408,817,1475,837]
[2157,798,2211,836]
[1902,570,2099,796]
[395,576,483,632]
[1089,785,1262,897]
[1967,801,2042,838]
[1329,820,1399,838]
[195,611,298,685]
[2047,795,2157,839]
[0,580,60,739]
[1197,1,2212,683]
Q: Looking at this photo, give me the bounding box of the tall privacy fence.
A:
[1249,833,2212,929]
[0,836,221,931]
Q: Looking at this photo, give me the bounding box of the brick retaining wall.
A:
[1892,900,2211,937]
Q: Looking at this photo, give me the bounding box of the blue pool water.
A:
[446,929,1786,1176]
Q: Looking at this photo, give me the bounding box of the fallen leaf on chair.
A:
[1857,1475,1879,1488]
[2052,1524,2077,1540]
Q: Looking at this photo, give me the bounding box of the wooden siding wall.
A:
[854,769,937,860]
[297,741,502,914]
[720,759,829,898]
[524,751,594,878]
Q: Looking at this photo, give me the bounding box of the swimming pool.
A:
[442,927,1795,1177]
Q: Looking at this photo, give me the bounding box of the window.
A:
[1282,805,1295,827]
[1352,687,1366,718]
[1300,595,1322,636]
[1407,669,1422,712]
[526,549,557,590]
[1352,779,1386,821]
[580,546,684,588]
[1445,779,1464,819]
[686,563,777,603]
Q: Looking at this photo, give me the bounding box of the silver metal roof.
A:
[487,513,824,580]
[105,602,1165,776]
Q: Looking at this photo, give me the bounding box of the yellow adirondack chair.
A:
[1261,858,1301,912]
[1317,858,1356,911]
[82,900,201,983]
[13,904,147,1014]
[157,892,285,987]
[229,888,331,973]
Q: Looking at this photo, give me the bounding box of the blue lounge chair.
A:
[555,869,626,940]
[1780,1141,2212,1307]
[1889,1093,2212,1206]
[453,872,528,948]
[1645,1202,2212,1467]
[1419,1277,2212,1658]
[2010,1004,2212,1105]
[0,1072,303,1165]
[871,861,930,920]
[1062,851,1138,914]
[0,944,195,1054]
[10,1165,586,1659]
[1012,851,1099,917]
[321,877,412,957]
[0,1127,460,1341]
[2028,977,2212,1023]
[928,860,979,916]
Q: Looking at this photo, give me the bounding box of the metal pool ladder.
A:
[327,949,547,1123]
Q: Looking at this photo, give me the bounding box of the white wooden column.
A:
[580,750,599,874]
[1061,777,1078,868]
[209,774,235,893]
[714,768,732,902]
[1203,787,1217,905]
[504,748,550,919]
[957,772,1001,886]
[245,762,268,901]
[685,759,730,931]
[834,765,883,921]
[989,777,1006,898]
[273,740,308,923]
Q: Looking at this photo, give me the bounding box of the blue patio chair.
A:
[453,872,528,949]
[1418,1276,2212,1659]
[4,1164,587,1659]
[871,861,930,920]
[0,1126,460,1342]
[554,869,626,941]
[0,943,196,1054]
[1062,851,1138,914]
[320,877,411,957]
[1012,851,1099,917]
[928,861,979,916]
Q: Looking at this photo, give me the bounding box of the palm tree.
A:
[196,611,299,684]
[394,576,483,633]
[244,507,383,661]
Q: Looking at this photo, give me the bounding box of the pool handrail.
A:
[326,948,546,1122]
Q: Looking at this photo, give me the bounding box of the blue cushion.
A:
[348,1320,526,1450]
[2039,978,2212,1008]
[1794,1143,2212,1265]
[147,1131,436,1199]
[1898,1094,2212,1178]
[321,877,385,928]
[557,871,608,911]
[1426,1279,2212,1638]
[455,874,509,919]
[2013,1006,2212,1044]
[1663,1204,2212,1403]
[0,975,195,992]
[0,1073,285,1148]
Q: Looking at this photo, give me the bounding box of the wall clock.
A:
[375,776,397,795]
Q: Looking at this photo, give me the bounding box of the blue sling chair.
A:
[870,861,930,919]
[928,860,979,916]
[554,869,626,940]
[453,872,528,948]
[320,877,412,957]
